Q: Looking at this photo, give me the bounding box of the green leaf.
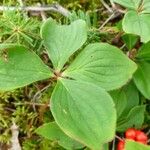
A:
[51,79,116,150]
[117,105,145,131]
[121,81,139,117]
[123,11,150,43]
[133,61,150,99]
[136,42,150,61]
[125,140,150,150]
[41,19,87,70]
[63,43,137,91]
[0,44,52,91]
[113,0,141,10]
[103,143,109,150]
[121,34,138,50]
[36,122,84,150]
[114,0,150,14]
[110,89,127,118]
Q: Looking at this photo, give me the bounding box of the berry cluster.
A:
[117,128,148,150]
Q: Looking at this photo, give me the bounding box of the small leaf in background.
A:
[63,43,137,91]
[123,11,150,43]
[103,143,109,150]
[136,42,150,61]
[51,79,116,149]
[69,10,98,28]
[133,61,150,99]
[36,122,84,150]
[121,34,138,50]
[0,44,52,91]
[113,0,150,14]
[125,140,150,150]
[41,19,87,70]
[117,105,145,131]
[113,0,141,10]
[110,89,127,118]
[120,81,139,118]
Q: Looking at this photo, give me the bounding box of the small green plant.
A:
[0,10,40,47]
[0,18,138,149]
[0,1,150,149]
[113,0,150,43]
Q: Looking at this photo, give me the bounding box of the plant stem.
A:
[115,135,124,141]
[112,138,116,150]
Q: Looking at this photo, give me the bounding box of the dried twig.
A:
[99,0,126,30]
[110,0,116,8]
[100,0,113,13]
[31,84,51,111]
[99,12,116,30]
[110,0,126,14]
[32,84,51,102]
[115,135,124,141]
[37,3,47,21]
[146,129,150,136]
[40,11,47,21]
[14,102,50,107]
[10,122,21,150]
[0,4,71,17]
[112,138,116,150]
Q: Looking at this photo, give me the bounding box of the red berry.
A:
[117,140,125,150]
[137,140,147,145]
[125,128,136,140]
[135,130,148,144]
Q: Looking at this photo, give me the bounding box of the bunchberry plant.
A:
[113,0,150,43]
[113,0,150,105]
[0,18,137,149]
